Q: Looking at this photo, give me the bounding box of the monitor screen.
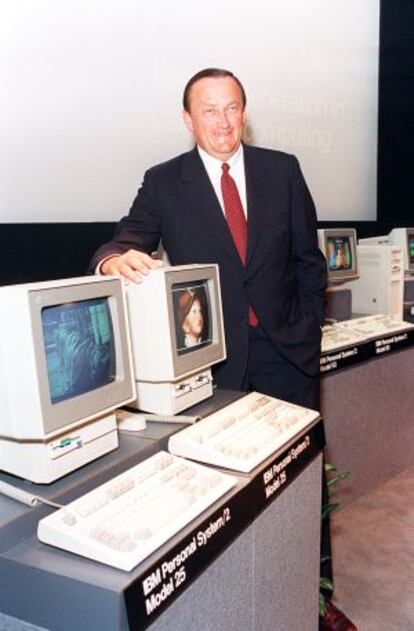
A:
[172,281,212,356]
[326,236,353,272]
[408,232,414,267]
[42,298,116,404]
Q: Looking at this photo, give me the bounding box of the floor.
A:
[330,463,414,631]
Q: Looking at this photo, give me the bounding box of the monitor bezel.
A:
[320,228,359,284]
[164,266,226,378]
[29,278,134,435]
[406,230,414,272]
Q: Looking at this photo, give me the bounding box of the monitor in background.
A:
[387,228,414,274]
[0,276,135,483]
[318,228,359,285]
[125,264,226,415]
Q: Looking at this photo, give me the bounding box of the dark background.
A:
[1,0,412,286]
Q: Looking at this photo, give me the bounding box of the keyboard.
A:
[336,314,414,338]
[168,392,320,473]
[37,451,236,571]
[321,323,369,353]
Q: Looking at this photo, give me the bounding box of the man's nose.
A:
[217,110,230,127]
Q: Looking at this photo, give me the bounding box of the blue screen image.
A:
[42,298,116,404]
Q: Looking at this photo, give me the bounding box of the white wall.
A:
[0,0,379,222]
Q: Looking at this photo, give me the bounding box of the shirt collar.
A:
[197,144,244,172]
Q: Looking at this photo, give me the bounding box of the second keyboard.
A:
[168,392,320,473]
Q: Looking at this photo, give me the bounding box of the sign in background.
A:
[1,1,379,223]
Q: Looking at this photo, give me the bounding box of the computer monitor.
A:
[387,228,414,274]
[125,264,226,415]
[0,276,135,483]
[318,228,359,284]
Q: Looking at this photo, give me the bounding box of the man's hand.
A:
[101,249,164,283]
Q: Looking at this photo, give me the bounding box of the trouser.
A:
[243,324,333,595]
[242,324,320,409]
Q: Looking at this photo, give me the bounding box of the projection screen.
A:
[0,0,379,222]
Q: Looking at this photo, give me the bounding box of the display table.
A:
[0,391,324,631]
[321,333,414,508]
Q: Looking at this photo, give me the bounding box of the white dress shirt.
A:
[197,144,248,218]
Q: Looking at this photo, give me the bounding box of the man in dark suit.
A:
[90,67,327,411]
[90,67,356,631]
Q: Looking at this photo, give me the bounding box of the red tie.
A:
[221,163,258,327]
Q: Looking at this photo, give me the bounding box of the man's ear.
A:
[182,109,194,134]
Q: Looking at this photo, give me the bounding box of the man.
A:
[90,67,326,410]
[90,67,356,631]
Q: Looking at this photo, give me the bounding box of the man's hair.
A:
[182,68,246,112]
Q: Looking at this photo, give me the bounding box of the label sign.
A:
[252,420,325,514]
[320,343,369,373]
[373,331,413,356]
[321,329,414,374]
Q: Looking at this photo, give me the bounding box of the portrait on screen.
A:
[326,236,352,271]
[172,281,212,355]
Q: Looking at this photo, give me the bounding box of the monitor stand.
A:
[130,369,213,416]
[0,414,118,484]
[325,286,352,322]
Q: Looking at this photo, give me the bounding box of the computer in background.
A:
[357,228,414,320]
[388,228,414,275]
[318,228,359,321]
[124,264,226,416]
[0,276,135,483]
[350,244,404,318]
[360,227,414,275]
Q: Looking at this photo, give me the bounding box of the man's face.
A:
[182,299,204,341]
[183,76,245,161]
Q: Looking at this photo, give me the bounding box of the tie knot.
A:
[221,163,230,175]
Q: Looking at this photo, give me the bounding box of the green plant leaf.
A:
[327,471,350,487]
[319,592,327,617]
[320,577,334,591]
[322,502,340,520]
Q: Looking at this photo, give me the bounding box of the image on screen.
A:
[408,234,414,265]
[42,298,116,404]
[172,281,212,355]
[326,236,352,271]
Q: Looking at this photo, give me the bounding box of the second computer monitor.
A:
[125,264,226,415]
[318,227,359,284]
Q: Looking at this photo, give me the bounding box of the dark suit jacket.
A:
[90,144,327,388]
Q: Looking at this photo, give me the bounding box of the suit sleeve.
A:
[88,168,162,273]
[289,156,327,326]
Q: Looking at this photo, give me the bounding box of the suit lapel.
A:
[244,145,268,267]
[181,148,244,267]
